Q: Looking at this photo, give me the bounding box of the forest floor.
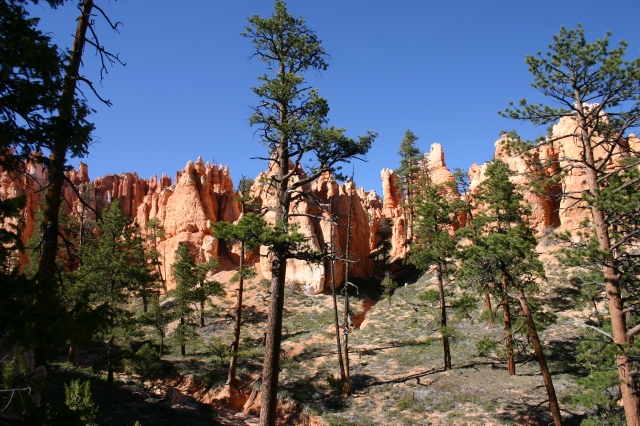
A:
[48,250,601,426]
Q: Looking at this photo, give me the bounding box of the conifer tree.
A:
[409,174,462,371]
[456,160,562,426]
[502,25,640,424]
[145,217,166,291]
[73,201,148,388]
[170,243,223,355]
[138,294,167,357]
[214,212,266,387]
[395,129,422,253]
[242,2,375,423]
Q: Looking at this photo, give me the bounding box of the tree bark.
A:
[484,292,494,326]
[329,202,347,395]
[180,315,186,356]
[107,338,114,388]
[577,108,640,425]
[517,288,563,426]
[502,275,515,375]
[67,344,78,366]
[259,141,290,426]
[34,0,94,369]
[437,266,451,370]
[227,241,245,387]
[200,300,205,328]
[341,189,354,397]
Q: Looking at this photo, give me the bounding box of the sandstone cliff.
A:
[2,114,627,293]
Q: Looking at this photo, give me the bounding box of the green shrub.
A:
[64,379,99,426]
[124,343,164,382]
[476,337,497,357]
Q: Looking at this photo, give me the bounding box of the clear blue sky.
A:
[28,0,640,195]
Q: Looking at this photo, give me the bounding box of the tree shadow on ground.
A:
[242,305,268,325]
[48,364,221,426]
[544,337,585,375]
[546,282,583,312]
[495,400,587,425]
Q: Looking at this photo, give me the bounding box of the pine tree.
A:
[72,201,150,387]
[456,160,562,426]
[145,217,166,292]
[214,212,266,387]
[502,25,640,424]
[242,2,375,422]
[409,174,462,371]
[170,243,223,355]
[395,129,422,254]
[139,294,167,358]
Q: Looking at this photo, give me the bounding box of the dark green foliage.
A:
[418,289,440,304]
[124,344,164,383]
[456,160,544,295]
[456,161,545,350]
[370,217,393,278]
[138,295,168,357]
[242,0,375,183]
[170,243,224,352]
[501,25,640,133]
[214,212,267,255]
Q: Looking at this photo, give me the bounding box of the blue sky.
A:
[28,0,640,195]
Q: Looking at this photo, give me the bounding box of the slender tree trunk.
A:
[180,314,186,356]
[577,108,640,425]
[68,345,78,366]
[159,333,164,358]
[107,338,114,388]
[517,288,563,426]
[502,275,515,375]
[437,266,451,370]
[227,242,245,387]
[142,293,148,313]
[34,0,94,369]
[484,292,494,326]
[200,301,205,328]
[329,202,347,395]
[341,189,354,397]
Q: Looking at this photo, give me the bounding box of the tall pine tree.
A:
[456,160,562,426]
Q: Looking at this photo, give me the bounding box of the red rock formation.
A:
[251,165,375,294]
[470,114,636,237]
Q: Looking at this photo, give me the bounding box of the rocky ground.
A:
[49,250,601,426]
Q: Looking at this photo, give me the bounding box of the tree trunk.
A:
[159,334,164,358]
[259,141,290,426]
[578,109,640,425]
[107,338,114,388]
[517,288,563,426]
[34,0,94,369]
[227,241,245,387]
[341,189,354,397]
[68,344,78,366]
[200,300,205,328]
[259,248,287,426]
[328,203,347,395]
[484,292,494,326]
[502,275,515,375]
[142,293,148,313]
[437,266,451,370]
[180,315,186,356]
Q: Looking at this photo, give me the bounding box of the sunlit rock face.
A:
[252,165,376,295]
[470,114,636,238]
[6,114,629,292]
